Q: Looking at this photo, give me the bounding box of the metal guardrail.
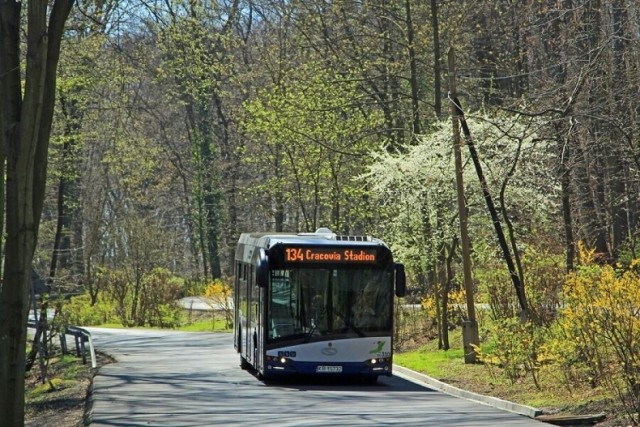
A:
[62,326,97,368]
[28,320,97,368]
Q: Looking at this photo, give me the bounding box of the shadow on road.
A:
[247,371,439,393]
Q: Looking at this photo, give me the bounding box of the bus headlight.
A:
[267,355,291,365]
[266,355,292,371]
[365,357,390,370]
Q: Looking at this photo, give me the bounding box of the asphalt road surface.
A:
[86,328,547,426]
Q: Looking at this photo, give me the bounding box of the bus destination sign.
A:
[285,247,377,264]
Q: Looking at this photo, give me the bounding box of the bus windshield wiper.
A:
[334,309,366,337]
[304,307,328,342]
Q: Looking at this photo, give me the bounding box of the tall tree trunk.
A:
[0,1,74,425]
[498,137,525,288]
[453,96,529,317]
[404,0,420,137]
[430,0,442,118]
[1,2,39,424]
[608,0,631,256]
[0,158,4,278]
[442,236,458,351]
[205,190,222,278]
[560,128,576,272]
[198,109,222,279]
[50,93,82,281]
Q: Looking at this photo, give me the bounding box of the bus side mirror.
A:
[395,263,406,297]
[256,248,269,288]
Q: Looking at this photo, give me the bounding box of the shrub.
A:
[553,244,640,421]
[476,247,565,325]
[141,268,184,328]
[478,317,547,389]
[64,294,116,326]
[204,278,233,329]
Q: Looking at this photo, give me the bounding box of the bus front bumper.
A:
[264,357,392,377]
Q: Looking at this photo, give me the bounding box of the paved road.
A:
[178,297,232,311]
[87,328,547,426]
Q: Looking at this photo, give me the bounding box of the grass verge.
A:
[25,353,109,427]
[395,330,626,425]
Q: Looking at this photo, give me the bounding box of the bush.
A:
[141,268,184,328]
[64,294,116,326]
[477,317,547,389]
[555,246,640,420]
[476,247,565,325]
[203,278,233,329]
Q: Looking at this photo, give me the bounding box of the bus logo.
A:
[321,347,338,356]
[369,341,385,354]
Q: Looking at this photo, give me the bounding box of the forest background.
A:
[2,0,640,425]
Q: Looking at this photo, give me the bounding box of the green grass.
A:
[394,330,614,412]
[25,355,85,401]
[394,343,464,378]
[27,378,70,399]
[177,317,232,332]
[89,311,233,332]
[98,323,126,329]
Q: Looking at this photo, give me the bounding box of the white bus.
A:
[233,228,406,382]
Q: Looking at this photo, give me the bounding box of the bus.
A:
[233,228,406,382]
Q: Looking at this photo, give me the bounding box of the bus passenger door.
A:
[234,262,244,354]
[255,285,264,374]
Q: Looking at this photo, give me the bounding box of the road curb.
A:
[393,364,543,419]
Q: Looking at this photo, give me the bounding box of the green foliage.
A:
[141,268,184,328]
[64,294,116,327]
[156,14,230,105]
[153,303,183,329]
[242,61,383,231]
[469,244,640,420]
[66,268,185,328]
[552,245,640,418]
[475,247,565,324]
[183,279,209,297]
[476,318,547,389]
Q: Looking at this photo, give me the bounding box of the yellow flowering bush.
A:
[204,278,234,329]
[420,288,467,327]
[556,245,640,417]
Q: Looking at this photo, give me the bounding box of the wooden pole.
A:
[448,46,479,363]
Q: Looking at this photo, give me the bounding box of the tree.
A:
[243,61,383,232]
[365,112,554,334]
[0,1,74,425]
[456,0,640,265]
[146,0,243,279]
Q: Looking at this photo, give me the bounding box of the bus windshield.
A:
[268,267,392,342]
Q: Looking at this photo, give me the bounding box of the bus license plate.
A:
[316,365,342,373]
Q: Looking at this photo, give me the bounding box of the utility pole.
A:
[448,46,479,363]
